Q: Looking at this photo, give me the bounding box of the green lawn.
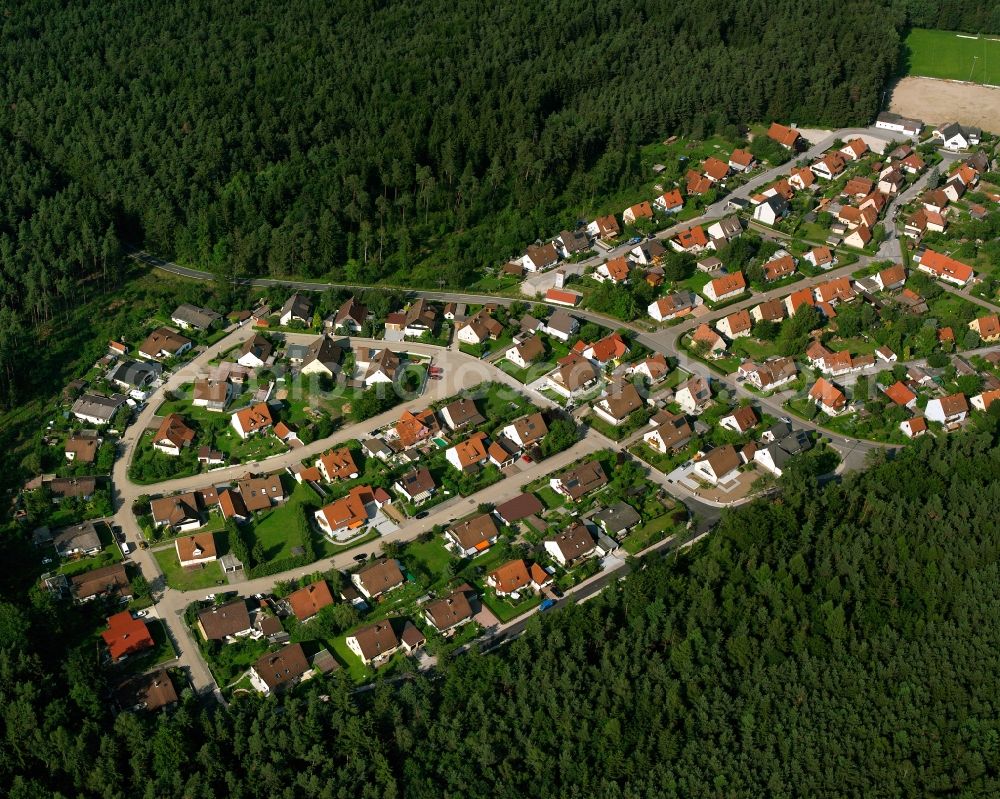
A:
[904,28,1000,85]
[481,591,542,623]
[403,537,454,585]
[535,485,566,510]
[621,513,681,555]
[251,481,316,562]
[731,337,780,361]
[154,546,227,591]
[495,358,531,384]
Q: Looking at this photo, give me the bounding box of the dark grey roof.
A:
[592,501,642,535]
[778,430,812,456]
[109,359,162,388]
[172,304,222,330]
[280,292,313,321]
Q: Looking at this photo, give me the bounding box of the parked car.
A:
[353,553,368,562]
[538,599,557,612]
[415,511,430,519]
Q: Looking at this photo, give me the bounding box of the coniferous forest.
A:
[4,427,1000,797]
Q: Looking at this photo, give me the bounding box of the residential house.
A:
[595,256,631,284]
[654,189,684,213]
[925,393,969,425]
[522,242,559,272]
[583,332,630,366]
[544,522,596,567]
[623,201,653,225]
[692,445,741,484]
[900,417,928,438]
[505,335,545,368]
[502,412,548,450]
[550,460,607,502]
[803,246,835,270]
[440,398,485,431]
[314,485,375,538]
[394,467,436,504]
[299,335,344,377]
[236,473,284,513]
[587,215,620,241]
[352,559,405,600]
[875,346,897,363]
[117,669,178,713]
[394,407,438,447]
[543,309,579,342]
[64,433,100,464]
[138,327,192,360]
[171,304,221,331]
[593,501,642,538]
[738,358,798,391]
[556,230,590,259]
[445,431,490,472]
[729,149,755,172]
[719,405,758,434]
[444,514,500,556]
[52,521,102,559]
[971,390,1000,412]
[402,299,438,337]
[487,559,536,596]
[643,410,692,452]
[629,353,669,383]
[102,611,154,661]
[762,253,796,282]
[703,271,747,303]
[697,256,723,273]
[874,264,906,291]
[109,359,162,396]
[753,427,813,476]
[915,249,974,287]
[906,209,928,239]
[921,188,949,214]
[840,138,869,160]
[883,381,917,409]
[715,310,752,340]
[767,122,801,149]
[706,217,742,249]
[196,599,252,641]
[151,413,195,456]
[231,402,273,439]
[493,494,544,526]
[752,194,789,226]
[702,157,730,183]
[328,297,368,333]
[934,122,981,151]
[878,168,904,195]
[546,352,600,398]
[811,152,846,181]
[593,382,644,426]
[750,299,786,324]
[672,225,710,253]
[843,177,874,199]
[249,643,311,695]
[317,447,360,482]
[815,277,856,305]
[175,533,217,568]
[150,492,203,532]
[288,581,335,622]
[686,170,713,196]
[71,393,127,425]
[648,291,700,322]
[71,563,132,604]
[279,293,313,326]
[238,334,273,368]
[788,167,815,191]
[346,621,401,666]
[808,377,847,415]
[843,224,872,250]
[423,589,475,635]
[193,379,232,411]
[675,376,712,413]
[108,339,128,356]
[969,315,1000,342]
[362,348,402,385]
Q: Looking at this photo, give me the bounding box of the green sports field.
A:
[905,28,1000,86]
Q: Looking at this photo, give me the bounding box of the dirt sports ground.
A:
[888,76,1000,133]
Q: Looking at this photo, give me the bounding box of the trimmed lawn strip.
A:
[154,546,226,591]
